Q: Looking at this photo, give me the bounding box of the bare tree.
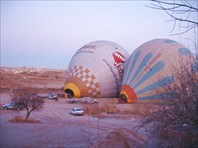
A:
[148,0,198,35]
[12,87,44,119]
[139,54,198,147]
[137,0,198,146]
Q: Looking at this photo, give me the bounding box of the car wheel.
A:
[4,106,8,110]
[17,107,22,111]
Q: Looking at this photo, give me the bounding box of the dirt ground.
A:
[0,67,150,148]
[0,93,149,148]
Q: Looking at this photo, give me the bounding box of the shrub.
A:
[83,103,120,117]
[9,116,41,123]
[139,55,198,147]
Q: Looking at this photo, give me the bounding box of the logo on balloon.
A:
[112,51,126,78]
[74,45,97,57]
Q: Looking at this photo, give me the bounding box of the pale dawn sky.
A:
[1,1,197,69]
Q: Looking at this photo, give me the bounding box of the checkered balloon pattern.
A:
[67,65,101,97]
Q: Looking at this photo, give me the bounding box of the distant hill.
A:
[0,67,67,93]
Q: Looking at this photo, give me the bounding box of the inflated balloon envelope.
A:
[65,40,129,98]
[120,39,195,103]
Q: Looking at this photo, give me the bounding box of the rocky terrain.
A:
[0,66,66,93]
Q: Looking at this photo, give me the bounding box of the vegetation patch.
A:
[83,103,120,117]
[99,128,147,147]
[9,116,41,123]
[127,103,155,116]
[83,102,156,118]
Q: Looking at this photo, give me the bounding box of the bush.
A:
[139,55,198,147]
[9,116,41,123]
[83,102,156,118]
[99,128,147,148]
[129,103,155,116]
[83,103,120,117]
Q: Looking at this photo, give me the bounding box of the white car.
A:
[81,97,98,104]
[70,108,84,116]
[2,102,24,110]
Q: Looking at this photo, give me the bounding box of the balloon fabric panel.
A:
[120,39,193,103]
[65,40,129,98]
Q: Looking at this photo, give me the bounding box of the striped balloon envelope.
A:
[120,39,194,103]
[65,40,129,98]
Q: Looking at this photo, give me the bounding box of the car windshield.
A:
[76,109,82,111]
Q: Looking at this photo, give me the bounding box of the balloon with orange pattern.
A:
[120,39,194,103]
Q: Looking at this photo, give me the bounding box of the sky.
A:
[1,1,197,69]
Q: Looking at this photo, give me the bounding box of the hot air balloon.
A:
[120,39,194,103]
[65,40,129,98]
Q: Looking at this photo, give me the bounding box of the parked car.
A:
[82,97,98,104]
[68,99,80,104]
[2,102,24,110]
[70,108,84,116]
[83,99,98,104]
[47,93,58,100]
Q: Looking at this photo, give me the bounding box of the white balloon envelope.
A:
[120,39,195,103]
[65,40,129,98]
